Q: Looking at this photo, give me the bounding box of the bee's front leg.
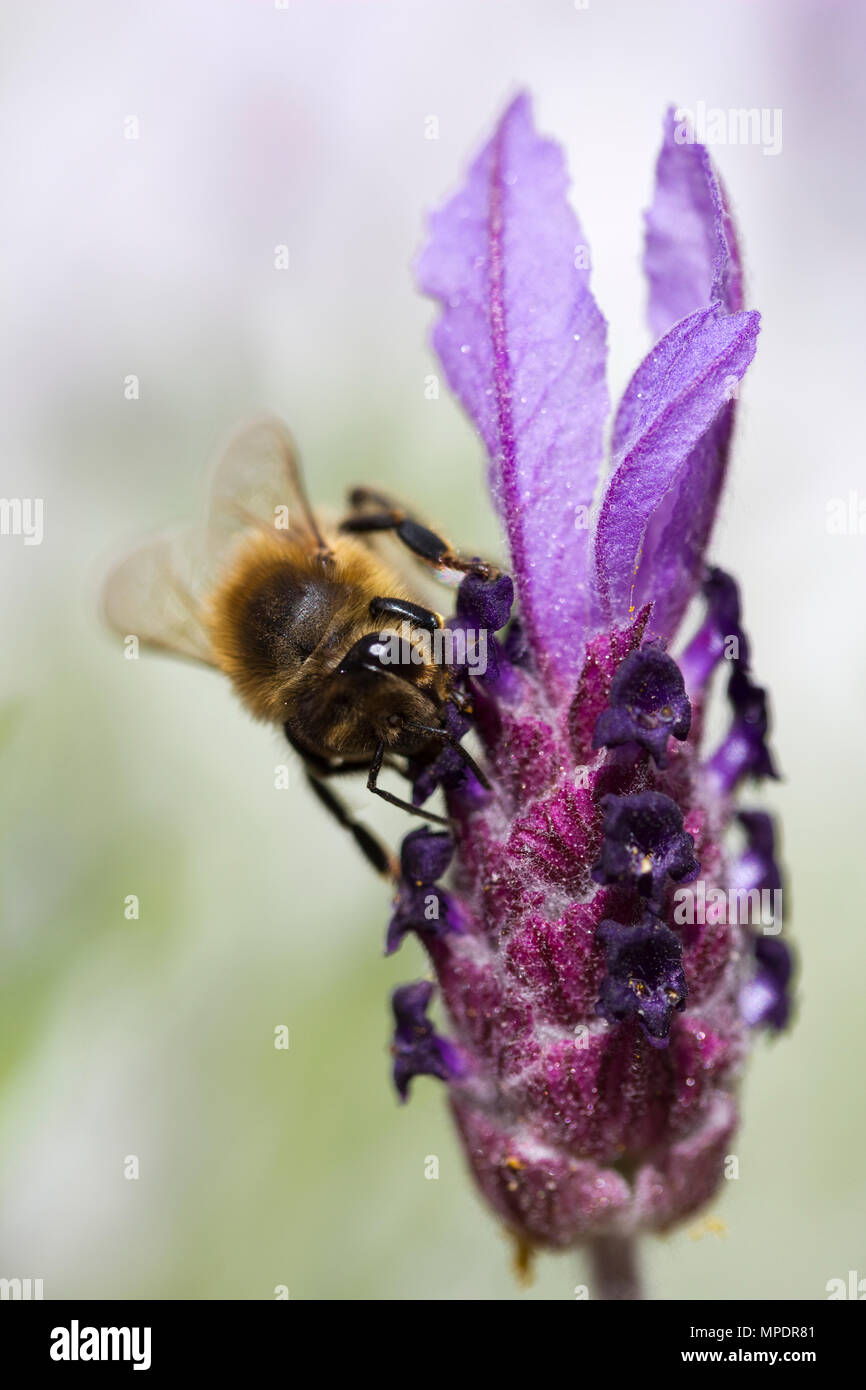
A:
[305,769,400,881]
[366,741,450,827]
[340,488,497,581]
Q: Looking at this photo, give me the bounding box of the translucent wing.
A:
[103,416,329,666]
[102,526,217,666]
[204,415,331,563]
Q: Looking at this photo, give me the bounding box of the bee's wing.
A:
[102,526,218,667]
[103,417,325,667]
[204,415,331,560]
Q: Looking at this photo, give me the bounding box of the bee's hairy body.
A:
[103,417,493,873]
[207,526,450,765]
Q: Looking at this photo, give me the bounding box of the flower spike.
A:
[397,96,792,1253]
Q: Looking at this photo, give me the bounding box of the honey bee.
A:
[103,418,494,877]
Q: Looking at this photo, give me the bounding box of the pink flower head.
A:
[387,97,793,1251]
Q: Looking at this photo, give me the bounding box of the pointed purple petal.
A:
[644,107,744,338]
[628,109,747,638]
[594,304,760,628]
[417,93,609,695]
[632,410,733,639]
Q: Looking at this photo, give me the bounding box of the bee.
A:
[103,417,494,878]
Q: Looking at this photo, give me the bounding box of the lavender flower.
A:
[385,97,793,1271]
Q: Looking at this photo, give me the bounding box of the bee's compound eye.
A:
[337,632,394,677]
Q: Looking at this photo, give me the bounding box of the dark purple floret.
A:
[704,567,747,651]
[411,701,485,806]
[386,889,463,954]
[732,811,782,893]
[455,572,514,631]
[739,936,793,1031]
[592,642,691,768]
[680,567,751,690]
[596,915,688,1046]
[707,667,778,792]
[387,829,464,954]
[592,791,700,909]
[390,981,464,1101]
[400,826,454,883]
[449,572,515,687]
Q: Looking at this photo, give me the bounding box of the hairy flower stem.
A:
[587,1236,643,1301]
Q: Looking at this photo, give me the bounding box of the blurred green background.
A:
[1,0,863,1299]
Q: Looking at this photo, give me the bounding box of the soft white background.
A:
[0,0,862,1299]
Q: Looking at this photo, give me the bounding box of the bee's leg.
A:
[404,719,492,790]
[305,770,399,880]
[367,742,450,827]
[345,486,401,512]
[341,490,497,581]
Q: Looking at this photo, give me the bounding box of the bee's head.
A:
[336,631,444,755]
[286,630,446,761]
